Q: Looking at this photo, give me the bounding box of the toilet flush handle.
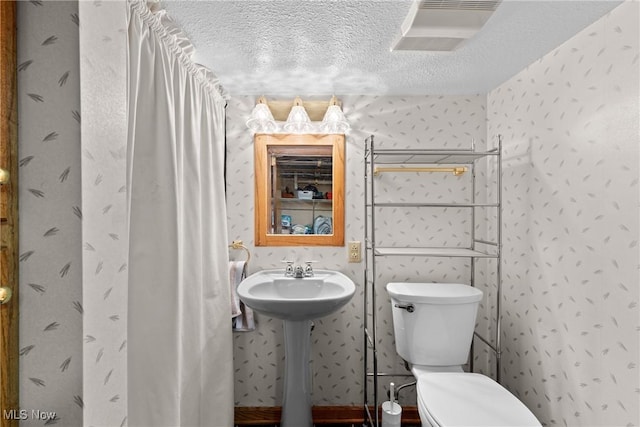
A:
[395,303,414,313]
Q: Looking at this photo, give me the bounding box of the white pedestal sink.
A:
[237,269,356,427]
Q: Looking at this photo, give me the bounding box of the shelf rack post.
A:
[363,135,379,427]
[469,142,476,373]
[368,135,379,427]
[363,138,368,424]
[496,134,503,382]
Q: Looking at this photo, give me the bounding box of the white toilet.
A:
[387,282,541,427]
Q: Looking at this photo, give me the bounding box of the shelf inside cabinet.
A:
[373,247,498,258]
[279,198,332,204]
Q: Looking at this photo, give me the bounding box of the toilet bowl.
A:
[413,369,540,427]
[387,282,541,427]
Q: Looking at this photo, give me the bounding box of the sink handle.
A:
[282,260,295,276]
[303,261,317,277]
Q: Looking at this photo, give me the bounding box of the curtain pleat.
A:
[126,2,233,426]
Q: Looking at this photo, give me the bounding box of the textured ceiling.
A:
[163,0,622,96]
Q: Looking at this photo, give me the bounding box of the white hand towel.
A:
[229,260,244,318]
[230,261,255,331]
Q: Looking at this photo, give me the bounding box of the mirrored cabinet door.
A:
[254,134,345,246]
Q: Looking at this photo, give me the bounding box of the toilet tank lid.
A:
[417,373,541,427]
[386,282,482,304]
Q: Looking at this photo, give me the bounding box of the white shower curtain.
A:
[126,2,233,426]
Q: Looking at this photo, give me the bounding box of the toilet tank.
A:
[386,282,483,366]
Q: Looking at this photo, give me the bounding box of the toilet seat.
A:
[415,372,541,427]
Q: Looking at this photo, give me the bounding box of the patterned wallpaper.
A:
[16,1,638,426]
[487,2,639,426]
[17,1,129,426]
[17,1,83,425]
[226,95,488,406]
[78,1,129,426]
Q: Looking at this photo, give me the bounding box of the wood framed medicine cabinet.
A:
[254,134,345,246]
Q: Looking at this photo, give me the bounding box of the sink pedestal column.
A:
[281,319,312,427]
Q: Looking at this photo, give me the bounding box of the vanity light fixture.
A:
[246,96,349,134]
[283,96,313,133]
[320,96,350,134]
[246,96,277,133]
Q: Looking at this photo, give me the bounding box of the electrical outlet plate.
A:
[348,241,361,263]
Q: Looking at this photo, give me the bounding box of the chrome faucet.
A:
[293,265,305,278]
[283,260,316,278]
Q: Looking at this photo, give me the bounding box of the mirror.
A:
[255,134,345,246]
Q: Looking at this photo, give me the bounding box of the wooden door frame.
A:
[0,0,19,425]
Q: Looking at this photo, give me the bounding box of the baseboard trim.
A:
[234,405,420,425]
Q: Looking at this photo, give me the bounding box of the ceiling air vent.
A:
[392,0,502,51]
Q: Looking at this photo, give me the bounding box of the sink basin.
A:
[237,268,356,427]
[237,269,356,321]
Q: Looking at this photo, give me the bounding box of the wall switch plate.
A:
[348,241,361,263]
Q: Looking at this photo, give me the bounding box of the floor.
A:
[234,424,421,427]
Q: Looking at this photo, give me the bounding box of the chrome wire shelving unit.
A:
[362,135,503,427]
